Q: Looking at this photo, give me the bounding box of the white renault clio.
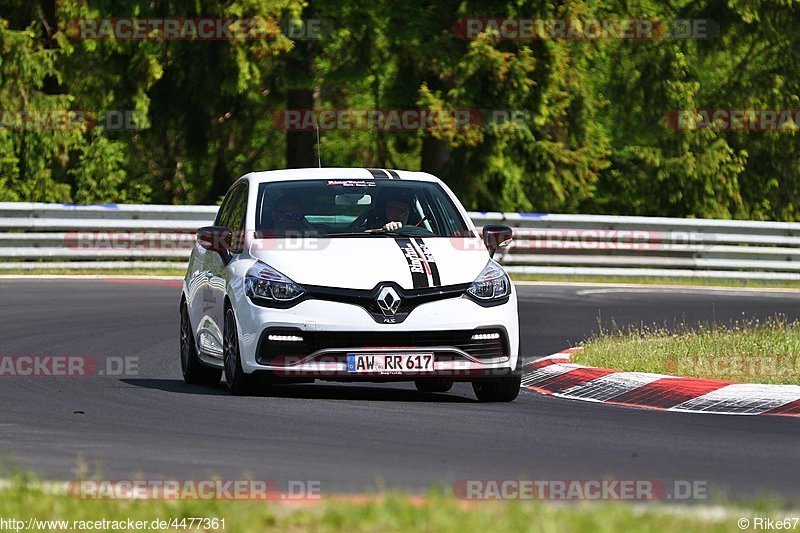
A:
[180,168,521,401]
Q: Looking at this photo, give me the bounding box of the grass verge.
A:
[0,268,185,277]
[0,481,767,533]
[574,316,800,385]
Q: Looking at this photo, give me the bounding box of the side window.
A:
[423,189,465,237]
[227,184,249,252]
[215,186,240,228]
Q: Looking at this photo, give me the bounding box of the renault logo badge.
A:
[376,286,401,317]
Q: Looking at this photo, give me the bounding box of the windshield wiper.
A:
[322,231,407,238]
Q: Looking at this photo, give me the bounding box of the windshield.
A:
[255,179,471,238]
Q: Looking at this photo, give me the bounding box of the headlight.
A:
[245,262,305,304]
[467,260,511,301]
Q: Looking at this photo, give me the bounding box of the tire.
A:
[223,307,257,396]
[414,379,454,393]
[180,301,222,386]
[472,356,522,402]
[472,377,521,402]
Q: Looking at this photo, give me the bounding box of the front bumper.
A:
[232,287,520,380]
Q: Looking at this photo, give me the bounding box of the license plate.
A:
[346,353,434,374]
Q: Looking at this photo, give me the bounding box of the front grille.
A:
[304,283,470,324]
[257,328,507,365]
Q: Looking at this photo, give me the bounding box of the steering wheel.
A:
[346,209,376,232]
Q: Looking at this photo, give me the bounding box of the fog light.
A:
[268,334,304,342]
[471,332,500,341]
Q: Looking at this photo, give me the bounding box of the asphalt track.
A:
[1,279,800,499]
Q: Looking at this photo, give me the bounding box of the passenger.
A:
[271,195,308,233]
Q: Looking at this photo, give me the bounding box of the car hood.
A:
[249,236,491,290]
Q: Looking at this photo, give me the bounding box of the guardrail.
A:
[2,202,800,280]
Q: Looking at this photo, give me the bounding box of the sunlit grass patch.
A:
[575,316,800,384]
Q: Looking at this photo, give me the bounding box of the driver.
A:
[373,198,411,232]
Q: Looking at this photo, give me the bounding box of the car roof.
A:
[240,168,442,185]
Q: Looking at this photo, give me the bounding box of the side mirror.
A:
[197,226,232,256]
[482,225,513,258]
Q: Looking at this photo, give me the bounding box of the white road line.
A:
[574,287,800,298]
[514,280,800,294]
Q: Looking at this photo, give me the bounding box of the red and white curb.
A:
[521,349,800,417]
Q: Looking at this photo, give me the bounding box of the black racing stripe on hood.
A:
[414,238,441,286]
[394,237,429,288]
[386,169,401,179]
[367,168,390,179]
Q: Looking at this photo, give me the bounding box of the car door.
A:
[204,181,248,352]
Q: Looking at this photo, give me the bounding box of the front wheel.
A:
[180,301,222,386]
[223,307,257,396]
[472,356,522,402]
[472,376,521,402]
